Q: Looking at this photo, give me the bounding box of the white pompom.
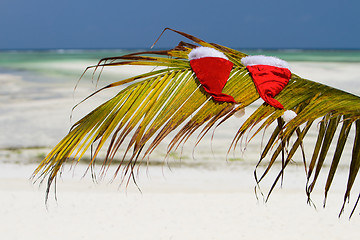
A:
[282,110,297,123]
[234,108,245,118]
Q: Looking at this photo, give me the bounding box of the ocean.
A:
[1,48,360,68]
[0,49,359,82]
[1,48,360,66]
[0,48,359,83]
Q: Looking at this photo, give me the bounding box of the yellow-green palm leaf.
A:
[33,28,360,217]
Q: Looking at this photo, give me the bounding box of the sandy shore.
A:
[1,162,360,240]
[1,61,360,239]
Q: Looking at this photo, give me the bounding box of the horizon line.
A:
[1,47,360,52]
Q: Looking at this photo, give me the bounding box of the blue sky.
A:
[1,0,359,49]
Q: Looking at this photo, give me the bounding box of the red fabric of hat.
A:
[246,65,291,109]
[241,55,291,109]
[190,57,235,103]
[188,47,235,103]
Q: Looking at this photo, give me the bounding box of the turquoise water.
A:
[1,48,360,67]
[0,49,142,84]
[0,49,135,65]
[0,48,359,83]
[245,49,360,62]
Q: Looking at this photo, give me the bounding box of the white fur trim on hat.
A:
[282,110,297,123]
[188,46,228,61]
[241,55,290,70]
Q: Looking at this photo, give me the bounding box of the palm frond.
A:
[33,28,360,217]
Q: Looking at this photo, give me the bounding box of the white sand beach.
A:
[1,60,360,239]
[1,161,360,240]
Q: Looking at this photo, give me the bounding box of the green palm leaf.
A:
[33,28,360,217]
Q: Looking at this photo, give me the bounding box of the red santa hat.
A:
[241,55,291,109]
[188,47,235,103]
[241,55,297,122]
